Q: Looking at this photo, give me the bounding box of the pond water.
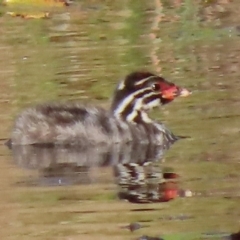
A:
[0,0,240,239]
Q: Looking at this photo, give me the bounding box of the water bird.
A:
[8,71,190,147]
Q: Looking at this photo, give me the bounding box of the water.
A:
[0,0,240,239]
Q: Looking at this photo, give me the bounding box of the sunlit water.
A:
[0,1,240,239]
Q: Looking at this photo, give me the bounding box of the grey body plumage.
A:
[10,102,177,147]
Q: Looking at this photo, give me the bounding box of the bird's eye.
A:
[151,83,160,91]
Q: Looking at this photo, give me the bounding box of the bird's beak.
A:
[178,87,192,97]
[161,86,191,99]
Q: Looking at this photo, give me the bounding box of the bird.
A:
[8,71,190,147]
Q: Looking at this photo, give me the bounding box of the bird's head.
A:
[111,71,191,123]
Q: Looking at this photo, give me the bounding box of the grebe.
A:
[9,71,190,147]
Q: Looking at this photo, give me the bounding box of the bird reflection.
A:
[115,162,179,203]
[9,141,180,202]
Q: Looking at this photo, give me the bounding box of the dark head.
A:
[111,71,190,123]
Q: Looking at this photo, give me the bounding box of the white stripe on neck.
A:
[114,88,151,118]
[126,92,159,122]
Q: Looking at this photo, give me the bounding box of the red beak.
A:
[162,86,191,100]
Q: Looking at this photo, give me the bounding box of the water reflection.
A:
[115,162,179,203]
[9,140,180,202]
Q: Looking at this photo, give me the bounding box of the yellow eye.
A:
[152,83,160,91]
